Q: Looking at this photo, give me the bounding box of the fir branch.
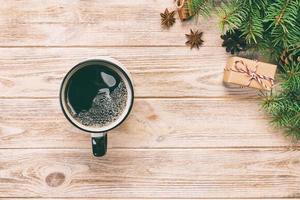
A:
[262,47,300,139]
[240,10,264,44]
[265,0,300,48]
[242,0,268,10]
[189,0,214,17]
[281,61,300,92]
[216,0,248,33]
[262,90,300,139]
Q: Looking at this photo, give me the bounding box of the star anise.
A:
[160,8,176,28]
[185,29,204,49]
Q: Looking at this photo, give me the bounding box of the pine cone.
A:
[279,47,300,66]
[220,30,247,54]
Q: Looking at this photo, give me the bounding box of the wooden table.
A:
[0,0,299,199]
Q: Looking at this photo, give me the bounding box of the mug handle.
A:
[91,133,107,157]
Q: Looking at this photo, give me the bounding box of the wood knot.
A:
[156,135,165,142]
[147,114,158,120]
[45,172,65,187]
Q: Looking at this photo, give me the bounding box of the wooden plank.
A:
[0,148,299,198]
[0,47,259,98]
[1,197,299,200]
[0,0,221,47]
[0,98,295,149]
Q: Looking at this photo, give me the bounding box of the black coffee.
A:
[65,64,128,128]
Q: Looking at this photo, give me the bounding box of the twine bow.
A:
[225,60,274,90]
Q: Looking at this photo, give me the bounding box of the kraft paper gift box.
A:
[223,57,277,91]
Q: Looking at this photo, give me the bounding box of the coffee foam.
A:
[75,81,128,128]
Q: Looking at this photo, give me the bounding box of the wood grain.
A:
[5,199,300,200]
[1,0,298,199]
[1,98,296,149]
[0,47,260,98]
[0,149,299,198]
[0,0,221,47]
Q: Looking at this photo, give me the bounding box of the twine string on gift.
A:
[225,60,274,90]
